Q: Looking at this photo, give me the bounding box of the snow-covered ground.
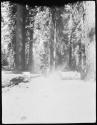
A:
[2,71,96,123]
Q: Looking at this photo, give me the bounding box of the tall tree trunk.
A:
[82,1,95,80]
[78,41,82,71]
[69,31,73,70]
[50,37,54,71]
[16,4,26,71]
[53,20,56,70]
[69,43,72,69]
[50,8,56,71]
[49,10,54,72]
[28,29,33,72]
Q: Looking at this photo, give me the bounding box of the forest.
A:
[1,1,96,80]
[1,1,96,123]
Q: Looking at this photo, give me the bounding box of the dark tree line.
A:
[1,1,96,80]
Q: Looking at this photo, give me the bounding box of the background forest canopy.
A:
[1,1,96,80]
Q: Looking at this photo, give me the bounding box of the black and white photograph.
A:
[1,0,96,123]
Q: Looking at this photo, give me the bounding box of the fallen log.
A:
[2,72,41,88]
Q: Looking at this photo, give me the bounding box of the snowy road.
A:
[2,73,96,123]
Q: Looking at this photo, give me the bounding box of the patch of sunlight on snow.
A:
[2,71,96,123]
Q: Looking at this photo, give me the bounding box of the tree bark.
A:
[49,9,54,72]
[16,4,26,71]
[50,38,54,71]
[69,43,72,69]
[69,30,73,70]
[82,1,95,80]
[28,29,34,72]
[78,41,82,71]
[53,20,56,70]
[50,8,56,71]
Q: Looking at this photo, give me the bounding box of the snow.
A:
[2,71,96,123]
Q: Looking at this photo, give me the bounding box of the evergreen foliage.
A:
[1,1,95,80]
